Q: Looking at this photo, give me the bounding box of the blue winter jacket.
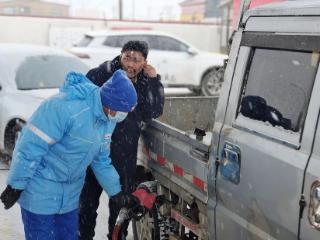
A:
[7,72,121,214]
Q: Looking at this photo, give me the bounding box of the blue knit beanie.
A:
[100,70,137,112]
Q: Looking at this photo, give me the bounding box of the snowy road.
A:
[0,161,133,240]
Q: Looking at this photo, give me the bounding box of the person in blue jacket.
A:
[0,69,137,240]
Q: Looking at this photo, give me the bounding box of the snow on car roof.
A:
[0,44,77,86]
[0,43,70,58]
[83,30,195,49]
[85,30,179,38]
[0,43,75,71]
[243,0,320,22]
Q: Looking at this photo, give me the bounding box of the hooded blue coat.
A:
[7,72,121,214]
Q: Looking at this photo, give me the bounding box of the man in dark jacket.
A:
[79,40,164,240]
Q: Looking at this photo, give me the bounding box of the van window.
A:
[238,48,319,132]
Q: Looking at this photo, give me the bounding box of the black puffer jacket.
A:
[86,56,164,191]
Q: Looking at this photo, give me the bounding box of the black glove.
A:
[0,185,23,209]
[110,191,139,209]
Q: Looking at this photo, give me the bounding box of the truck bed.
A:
[138,96,218,203]
[157,96,217,135]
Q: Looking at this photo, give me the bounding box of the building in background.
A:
[0,0,69,17]
[72,8,106,19]
[218,0,284,52]
[180,0,223,23]
[179,0,206,22]
[204,0,221,22]
[218,0,233,53]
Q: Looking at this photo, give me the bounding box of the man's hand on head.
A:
[143,64,157,78]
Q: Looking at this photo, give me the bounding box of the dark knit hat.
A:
[100,70,137,112]
[121,40,149,59]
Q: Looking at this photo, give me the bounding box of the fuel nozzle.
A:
[115,207,130,226]
[132,188,157,210]
[112,208,130,240]
[130,181,165,219]
[112,181,165,240]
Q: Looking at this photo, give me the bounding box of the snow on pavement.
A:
[0,162,133,240]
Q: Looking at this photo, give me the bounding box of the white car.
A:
[0,44,90,159]
[69,30,228,95]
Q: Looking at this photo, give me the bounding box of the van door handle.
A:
[190,148,209,161]
[220,142,241,184]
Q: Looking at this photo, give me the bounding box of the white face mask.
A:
[108,111,128,123]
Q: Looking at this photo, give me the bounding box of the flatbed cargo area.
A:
[151,96,218,148]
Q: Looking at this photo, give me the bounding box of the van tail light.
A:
[308,180,320,230]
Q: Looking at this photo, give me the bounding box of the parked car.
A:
[69,30,228,95]
[0,44,90,160]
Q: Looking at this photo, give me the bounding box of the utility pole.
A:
[119,0,123,20]
[132,0,135,20]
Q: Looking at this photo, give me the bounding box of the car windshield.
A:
[15,55,90,90]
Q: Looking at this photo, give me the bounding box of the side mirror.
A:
[240,95,267,120]
[187,47,198,56]
[72,41,79,47]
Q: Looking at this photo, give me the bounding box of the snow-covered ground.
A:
[0,161,133,240]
